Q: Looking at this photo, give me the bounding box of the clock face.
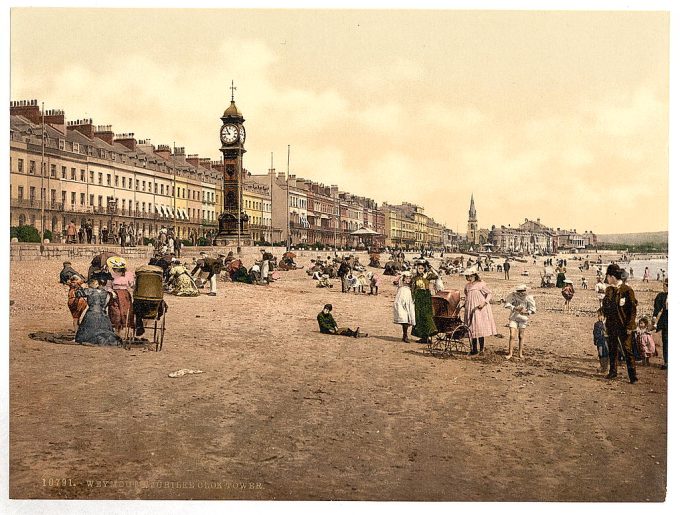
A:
[220,124,238,145]
[239,126,246,144]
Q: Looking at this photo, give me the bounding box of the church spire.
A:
[468,194,477,221]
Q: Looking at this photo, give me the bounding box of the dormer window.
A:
[58,139,65,150]
[73,142,80,153]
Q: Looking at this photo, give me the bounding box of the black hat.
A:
[605,263,623,280]
[323,303,333,311]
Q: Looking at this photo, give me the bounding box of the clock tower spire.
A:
[467,194,478,246]
[214,81,250,247]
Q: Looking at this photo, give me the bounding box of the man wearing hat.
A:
[504,284,537,359]
[602,263,638,383]
[338,257,351,293]
[652,277,668,370]
[191,251,221,296]
[59,261,84,285]
[317,304,367,338]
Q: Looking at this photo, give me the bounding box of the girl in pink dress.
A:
[105,257,136,337]
[463,268,497,355]
[635,317,656,366]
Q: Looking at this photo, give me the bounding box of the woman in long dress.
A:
[411,260,439,343]
[105,257,135,337]
[67,276,88,331]
[393,271,416,343]
[169,263,200,296]
[75,279,122,346]
[463,268,497,355]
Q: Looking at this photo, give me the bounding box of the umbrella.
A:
[350,227,381,236]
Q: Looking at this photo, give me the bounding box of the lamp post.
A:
[40,102,45,241]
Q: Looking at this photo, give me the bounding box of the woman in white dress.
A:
[393,271,416,343]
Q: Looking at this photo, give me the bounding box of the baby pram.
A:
[129,265,167,351]
[427,289,471,356]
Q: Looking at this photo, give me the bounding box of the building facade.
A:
[10,100,222,242]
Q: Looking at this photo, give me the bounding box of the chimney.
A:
[154,144,172,160]
[10,99,42,124]
[114,132,136,151]
[186,154,200,168]
[211,160,223,172]
[199,158,212,170]
[94,124,114,145]
[44,109,66,133]
[67,118,95,139]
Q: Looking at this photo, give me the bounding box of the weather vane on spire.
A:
[230,80,237,102]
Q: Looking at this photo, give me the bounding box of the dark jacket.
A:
[653,291,668,331]
[602,283,638,333]
[593,320,607,347]
[60,265,83,285]
[317,311,337,334]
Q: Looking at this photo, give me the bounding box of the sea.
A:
[596,257,668,280]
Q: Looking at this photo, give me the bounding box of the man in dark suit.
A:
[601,264,638,383]
[652,277,668,369]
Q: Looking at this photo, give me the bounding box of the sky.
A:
[9,7,670,234]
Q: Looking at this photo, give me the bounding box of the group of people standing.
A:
[60,257,137,345]
[592,263,669,385]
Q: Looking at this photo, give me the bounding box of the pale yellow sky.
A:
[10,8,669,233]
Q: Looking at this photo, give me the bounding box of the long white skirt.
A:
[393,286,416,325]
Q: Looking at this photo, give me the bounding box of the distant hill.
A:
[597,232,668,245]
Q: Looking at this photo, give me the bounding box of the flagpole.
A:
[172,142,177,239]
[286,144,290,251]
[270,151,273,250]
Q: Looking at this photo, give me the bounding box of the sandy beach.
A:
[8,250,667,501]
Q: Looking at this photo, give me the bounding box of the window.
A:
[71,192,76,206]
[51,190,56,204]
[122,177,126,189]
[29,161,36,175]
[98,173,103,185]
[58,139,65,150]
[136,180,139,191]
[71,168,76,180]
[80,169,85,181]
[107,174,111,186]
[73,142,80,153]
[61,191,66,205]
[90,171,94,183]
[17,159,24,173]
[50,164,56,177]
[98,195,103,207]
[112,153,116,162]
[99,149,105,159]
[80,193,85,206]
[142,181,146,192]
[115,175,119,187]
[17,186,24,200]
[89,194,94,206]
[154,183,158,194]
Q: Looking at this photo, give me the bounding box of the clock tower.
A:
[214,81,251,246]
